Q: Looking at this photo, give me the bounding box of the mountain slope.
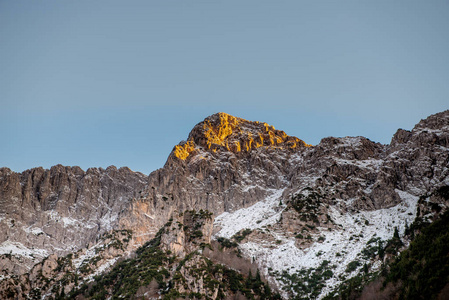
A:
[212,110,449,298]
[0,165,147,275]
[325,205,449,300]
[0,110,448,299]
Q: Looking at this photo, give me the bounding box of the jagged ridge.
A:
[172,112,310,160]
[1,110,449,299]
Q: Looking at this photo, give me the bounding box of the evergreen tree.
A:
[256,270,261,280]
[254,269,262,290]
[393,227,400,239]
[246,271,253,289]
[378,241,385,259]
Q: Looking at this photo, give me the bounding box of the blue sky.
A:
[1,1,448,174]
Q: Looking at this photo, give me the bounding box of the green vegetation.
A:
[345,260,361,273]
[323,272,374,300]
[185,209,213,221]
[289,189,323,224]
[216,237,238,249]
[69,226,171,299]
[96,229,133,252]
[191,230,204,239]
[55,254,73,272]
[361,237,383,260]
[384,227,403,255]
[216,228,252,249]
[175,255,279,300]
[325,204,449,300]
[435,185,449,200]
[271,260,335,299]
[384,209,449,299]
[65,210,279,300]
[232,228,253,242]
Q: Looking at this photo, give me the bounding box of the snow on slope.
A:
[0,241,48,259]
[214,188,285,238]
[214,188,418,299]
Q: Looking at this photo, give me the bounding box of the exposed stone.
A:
[160,210,214,258]
[1,110,449,299]
[0,165,147,274]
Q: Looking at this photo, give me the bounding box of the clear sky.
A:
[1,1,448,175]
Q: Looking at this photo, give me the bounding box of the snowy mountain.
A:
[1,111,448,299]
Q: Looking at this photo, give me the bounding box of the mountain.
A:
[0,111,448,299]
[0,165,148,274]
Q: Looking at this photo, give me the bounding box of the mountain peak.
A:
[413,109,449,131]
[172,112,310,160]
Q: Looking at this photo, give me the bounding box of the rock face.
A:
[212,110,449,299]
[160,210,214,258]
[134,113,310,231]
[0,110,449,299]
[284,110,449,213]
[0,208,275,300]
[0,165,147,274]
[0,229,134,299]
[0,112,311,277]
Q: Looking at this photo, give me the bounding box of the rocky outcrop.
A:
[138,113,310,232]
[0,113,311,278]
[283,110,449,211]
[0,165,147,275]
[160,210,214,258]
[0,229,134,300]
[178,112,309,158]
[1,110,449,298]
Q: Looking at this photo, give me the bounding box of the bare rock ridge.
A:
[0,165,147,274]
[287,110,449,211]
[0,112,311,277]
[139,113,310,232]
[0,110,449,299]
[171,112,310,160]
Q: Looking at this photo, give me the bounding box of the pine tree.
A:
[363,263,368,274]
[393,227,400,239]
[255,269,261,282]
[254,269,262,290]
[246,270,253,289]
[378,241,385,259]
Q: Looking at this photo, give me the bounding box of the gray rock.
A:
[1,110,449,284]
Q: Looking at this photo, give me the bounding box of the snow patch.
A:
[215,188,419,299]
[0,241,48,259]
[99,213,118,231]
[334,158,383,170]
[91,257,118,278]
[62,217,78,227]
[24,226,45,236]
[144,213,154,220]
[214,188,285,239]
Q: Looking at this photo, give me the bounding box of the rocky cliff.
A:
[1,110,448,299]
[121,112,311,241]
[0,165,147,274]
[0,112,310,277]
[1,209,277,300]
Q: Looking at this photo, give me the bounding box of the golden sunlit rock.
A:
[172,112,310,160]
[174,141,195,160]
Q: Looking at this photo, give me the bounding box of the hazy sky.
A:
[1,1,448,174]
